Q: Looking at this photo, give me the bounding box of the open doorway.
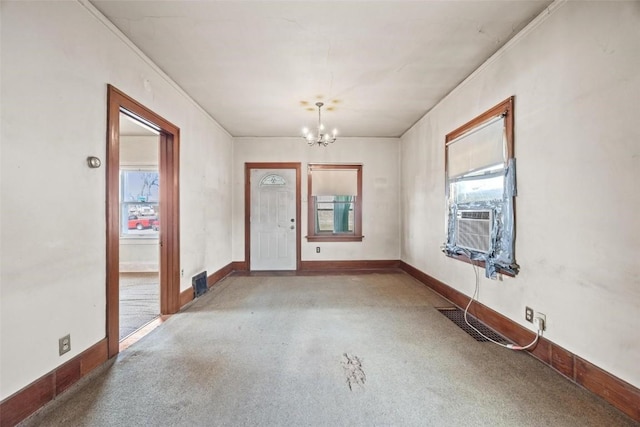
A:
[118,113,161,341]
[106,85,181,358]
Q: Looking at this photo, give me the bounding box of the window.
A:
[307,164,363,242]
[120,169,159,238]
[444,97,518,277]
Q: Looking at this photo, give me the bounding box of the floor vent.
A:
[437,307,509,343]
[192,271,208,297]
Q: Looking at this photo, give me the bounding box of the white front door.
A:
[250,168,297,270]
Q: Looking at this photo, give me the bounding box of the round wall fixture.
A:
[87,156,102,168]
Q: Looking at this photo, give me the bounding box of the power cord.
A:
[464,260,542,351]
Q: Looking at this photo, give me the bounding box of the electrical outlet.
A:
[181,269,184,277]
[525,306,534,323]
[534,312,546,331]
[316,247,320,253]
[59,334,71,356]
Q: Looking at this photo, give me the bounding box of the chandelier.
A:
[302,102,337,146]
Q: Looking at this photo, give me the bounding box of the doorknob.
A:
[290,218,295,222]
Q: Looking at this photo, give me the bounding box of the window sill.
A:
[306,235,364,242]
[446,253,516,277]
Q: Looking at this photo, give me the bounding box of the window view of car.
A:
[128,215,159,231]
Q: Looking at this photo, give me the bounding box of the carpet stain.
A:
[342,353,366,391]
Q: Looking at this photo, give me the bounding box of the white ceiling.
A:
[120,112,159,136]
[91,1,552,138]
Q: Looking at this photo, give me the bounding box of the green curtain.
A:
[333,196,353,232]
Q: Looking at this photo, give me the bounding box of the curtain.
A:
[333,196,353,232]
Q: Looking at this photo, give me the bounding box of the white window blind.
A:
[447,116,506,178]
[312,169,358,196]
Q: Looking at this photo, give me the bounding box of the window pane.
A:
[315,196,354,233]
[120,170,160,237]
[121,203,160,236]
[452,174,503,204]
[317,208,334,232]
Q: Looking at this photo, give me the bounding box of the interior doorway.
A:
[245,163,301,271]
[106,85,181,358]
[118,113,161,341]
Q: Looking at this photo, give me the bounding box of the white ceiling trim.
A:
[402,0,566,138]
[77,0,233,137]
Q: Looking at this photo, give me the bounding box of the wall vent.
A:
[192,271,208,297]
[455,209,493,253]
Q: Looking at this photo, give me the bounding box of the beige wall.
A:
[232,138,401,263]
[400,1,640,388]
[0,1,233,399]
[120,135,158,167]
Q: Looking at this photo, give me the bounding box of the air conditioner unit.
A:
[455,209,493,253]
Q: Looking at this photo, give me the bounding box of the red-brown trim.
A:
[106,86,120,359]
[306,235,364,242]
[306,163,363,242]
[551,344,574,379]
[206,263,234,288]
[300,260,399,271]
[159,130,181,315]
[0,339,108,427]
[178,262,245,308]
[179,287,194,308]
[80,339,109,375]
[445,96,514,149]
[106,85,181,358]
[230,261,249,271]
[399,261,640,422]
[575,358,640,421]
[244,163,302,271]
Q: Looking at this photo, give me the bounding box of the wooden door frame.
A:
[106,85,180,358]
[245,163,301,271]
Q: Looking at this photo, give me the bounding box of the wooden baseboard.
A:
[179,286,195,308]
[230,261,248,271]
[206,263,235,287]
[179,262,240,308]
[299,259,399,271]
[0,338,108,427]
[398,260,640,422]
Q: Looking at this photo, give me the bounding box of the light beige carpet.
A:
[22,273,636,426]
